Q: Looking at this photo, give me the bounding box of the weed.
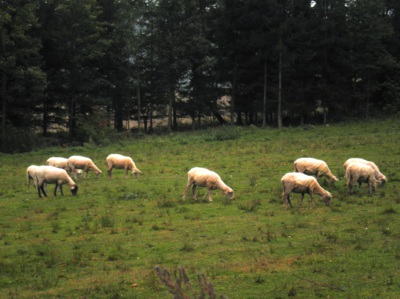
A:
[180,242,195,252]
[381,207,396,214]
[51,221,60,233]
[119,192,138,200]
[254,274,265,284]
[154,266,227,298]
[237,199,262,212]
[99,215,115,228]
[156,198,176,208]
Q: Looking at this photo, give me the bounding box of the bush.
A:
[0,126,44,153]
[204,126,241,141]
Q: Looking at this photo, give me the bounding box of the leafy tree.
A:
[347,0,398,118]
[39,0,109,142]
[0,1,46,151]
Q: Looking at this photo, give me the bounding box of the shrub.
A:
[0,126,43,153]
[204,126,241,141]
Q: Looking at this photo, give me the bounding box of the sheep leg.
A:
[70,165,78,180]
[39,182,47,198]
[107,166,113,179]
[84,165,90,178]
[309,193,315,208]
[300,193,304,207]
[206,189,213,202]
[192,185,197,200]
[287,194,293,208]
[349,184,354,194]
[124,167,129,178]
[26,176,31,192]
[183,181,193,200]
[282,192,292,209]
[367,180,375,194]
[347,178,355,194]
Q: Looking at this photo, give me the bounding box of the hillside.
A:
[0,119,399,298]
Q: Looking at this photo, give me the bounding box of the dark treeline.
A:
[1,0,400,152]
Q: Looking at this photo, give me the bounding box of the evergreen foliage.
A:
[1,0,400,152]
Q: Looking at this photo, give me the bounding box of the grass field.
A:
[0,119,400,298]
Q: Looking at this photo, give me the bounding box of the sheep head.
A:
[225,188,235,200]
[132,168,142,177]
[321,191,332,206]
[70,185,79,196]
[94,170,102,178]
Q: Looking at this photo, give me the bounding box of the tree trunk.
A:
[365,71,370,119]
[68,96,76,143]
[262,58,267,128]
[137,73,141,133]
[1,30,6,151]
[167,83,174,132]
[1,71,6,151]
[277,48,283,129]
[42,99,48,137]
[114,101,124,132]
[231,61,237,125]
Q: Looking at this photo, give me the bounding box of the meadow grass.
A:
[0,118,400,298]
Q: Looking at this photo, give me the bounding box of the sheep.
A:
[294,157,338,184]
[47,157,84,178]
[343,158,387,184]
[105,154,142,178]
[183,167,234,202]
[35,165,78,198]
[67,155,102,179]
[46,157,70,171]
[345,162,377,194]
[281,172,332,208]
[26,165,41,192]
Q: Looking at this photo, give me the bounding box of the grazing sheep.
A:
[105,154,142,178]
[47,157,84,178]
[343,158,387,184]
[183,167,234,202]
[345,162,377,194]
[26,165,41,192]
[46,157,70,170]
[281,172,332,208]
[67,155,102,179]
[35,166,78,198]
[294,157,338,183]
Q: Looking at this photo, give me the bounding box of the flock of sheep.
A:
[182,157,387,208]
[280,157,387,208]
[26,153,387,208]
[26,154,141,198]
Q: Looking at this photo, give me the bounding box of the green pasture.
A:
[0,119,400,298]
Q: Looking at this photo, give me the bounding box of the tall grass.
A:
[0,118,399,298]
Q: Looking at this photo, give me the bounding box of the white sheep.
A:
[105,154,142,178]
[35,165,78,198]
[294,157,338,183]
[183,167,234,202]
[343,158,387,184]
[67,155,102,179]
[46,157,70,170]
[26,165,41,192]
[47,157,83,177]
[281,172,332,208]
[345,162,377,194]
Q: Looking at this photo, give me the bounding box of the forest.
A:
[1,0,400,153]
